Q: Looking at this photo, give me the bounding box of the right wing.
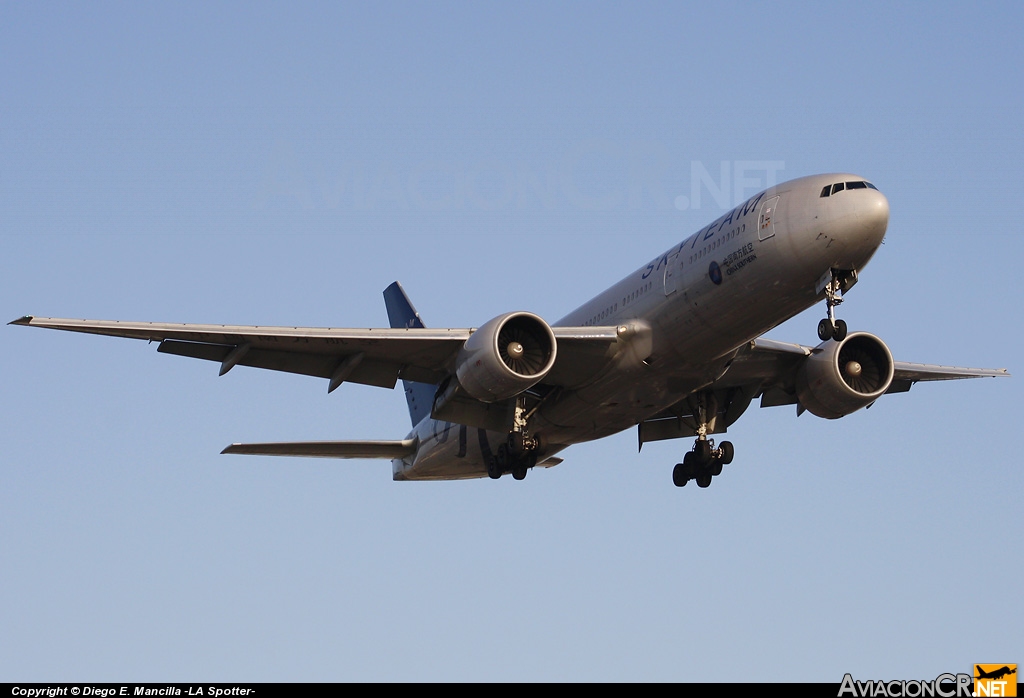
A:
[9,315,623,392]
[10,315,470,389]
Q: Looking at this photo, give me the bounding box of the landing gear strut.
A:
[672,436,733,488]
[817,269,855,342]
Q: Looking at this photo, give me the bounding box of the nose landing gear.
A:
[817,269,857,342]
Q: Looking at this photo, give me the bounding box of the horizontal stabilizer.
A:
[222,439,417,459]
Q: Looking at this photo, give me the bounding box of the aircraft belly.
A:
[536,363,707,441]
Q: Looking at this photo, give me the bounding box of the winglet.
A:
[9,315,34,326]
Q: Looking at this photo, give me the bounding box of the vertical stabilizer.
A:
[383,281,436,427]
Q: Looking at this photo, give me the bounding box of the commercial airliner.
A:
[12,173,1009,488]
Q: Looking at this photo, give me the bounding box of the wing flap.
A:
[157,340,408,388]
[221,439,417,459]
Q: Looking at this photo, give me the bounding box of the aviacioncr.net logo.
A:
[974,665,1017,697]
[838,673,973,697]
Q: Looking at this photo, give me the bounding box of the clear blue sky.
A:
[2,1,1019,682]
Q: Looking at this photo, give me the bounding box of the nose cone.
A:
[857,189,890,245]
[828,187,890,270]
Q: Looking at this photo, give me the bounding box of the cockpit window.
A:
[822,180,879,197]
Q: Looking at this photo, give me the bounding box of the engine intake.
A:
[455,312,557,402]
[795,332,894,419]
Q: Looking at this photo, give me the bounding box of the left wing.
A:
[729,337,1010,395]
[638,336,1008,447]
[708,337,1003,397]
[9,315,622,392]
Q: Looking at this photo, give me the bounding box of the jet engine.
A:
[795,332,894,419]
[455,312,557,402]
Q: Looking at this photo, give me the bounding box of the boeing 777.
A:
[11,173,1009,488]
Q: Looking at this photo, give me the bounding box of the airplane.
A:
[975,666,1016,681]
[11,173,1010,488]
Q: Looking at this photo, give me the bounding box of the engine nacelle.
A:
[455,312,557,402]
[795,332,894,419]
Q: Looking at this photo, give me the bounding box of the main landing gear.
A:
[817,269,850,342]
[487,395,539,481]
[672,437,734,488]
[670,391,736,489]
[488,440,538,481]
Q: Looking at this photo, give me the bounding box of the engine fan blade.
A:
[840,343,882,393]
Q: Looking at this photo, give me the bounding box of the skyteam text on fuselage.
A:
[12,173,1008,488]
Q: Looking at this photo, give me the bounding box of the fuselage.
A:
[395,173,890,480]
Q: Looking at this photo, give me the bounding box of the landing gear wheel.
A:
[710,459,723,477]
[694,439,712,463]
[672,463,688,487]
[512,466,527,481]
[696,473,713,488]
[818,318,834,341]
[489,444,508,479]
[832,319,848,342]
[718,441,734,465]
[487,459,502,479]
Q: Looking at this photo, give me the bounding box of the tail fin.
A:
[383,281,437,427]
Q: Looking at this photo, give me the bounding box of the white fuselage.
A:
[394,173,890,480]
